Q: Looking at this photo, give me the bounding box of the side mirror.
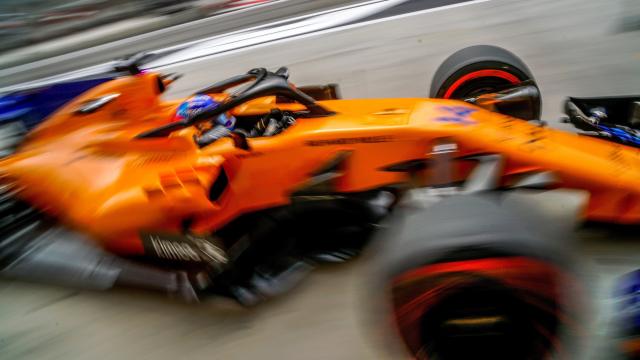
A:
[275,67,290,79]
[157,73,182,93]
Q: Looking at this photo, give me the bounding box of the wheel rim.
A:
[390,257,565,360]
[443,69,521,99]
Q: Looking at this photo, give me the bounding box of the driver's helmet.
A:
[175,94,235,129]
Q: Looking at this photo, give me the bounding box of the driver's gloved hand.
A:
[262,117,282,136]
[251,116,278,137]
[195,125,231,147]
[261,109,287,136]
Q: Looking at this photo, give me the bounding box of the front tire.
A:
[368,193,580,359]
[430,45,541,120]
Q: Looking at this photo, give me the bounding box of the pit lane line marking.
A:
[1,0,491,91]
[151,0,492,69]
[148,0,410,68]
[0,0,398,92]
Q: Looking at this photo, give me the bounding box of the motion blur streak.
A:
[0,0,390,87]
[147,0,489,69]
[0,0,487,90]
[146,0,414,68]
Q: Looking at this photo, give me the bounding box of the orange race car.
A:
[0,45,638,312]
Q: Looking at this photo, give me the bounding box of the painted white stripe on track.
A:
[0,0,492,92]
[0,0,397,92]
[147,0,411,68]
[150,0,492,70]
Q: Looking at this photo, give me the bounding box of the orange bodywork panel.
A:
[2,72,639,255]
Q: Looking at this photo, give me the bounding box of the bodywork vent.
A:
[209,168,229,202]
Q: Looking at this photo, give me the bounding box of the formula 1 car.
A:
[0,45,638,358]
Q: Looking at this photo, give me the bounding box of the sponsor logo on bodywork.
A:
[305,135,394,147]
[142,232,228,269]
[435,106,478,125]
